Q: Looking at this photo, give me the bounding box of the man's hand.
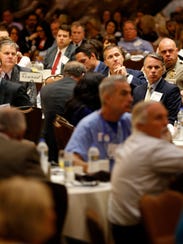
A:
[114,66,127,76]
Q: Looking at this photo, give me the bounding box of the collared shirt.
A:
[65,110,131,165]
[53,47,68,75]
[118,37,154,53]
[1,71,12,80]
[108,131,183,226]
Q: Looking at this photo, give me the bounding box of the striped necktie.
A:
[144,85,153,101]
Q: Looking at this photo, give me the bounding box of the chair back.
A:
[140,190,183,244]
[44,181,68,244]
[20,106,43,144]
[86,208,106,244]
[124,58,144,70]
[54,114,74,150]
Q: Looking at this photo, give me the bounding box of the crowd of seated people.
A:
[0,4,183,244]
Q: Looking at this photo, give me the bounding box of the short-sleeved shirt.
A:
[65,110,131,164]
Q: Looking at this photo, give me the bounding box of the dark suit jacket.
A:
[43,44,76,74]
[10,64,37,106]
[106,68,146,91]
[0,78,32,107]
[95,61,108,76]
[127,69,147,91]
[40,77,76,162]
[133,78,182,124]
[0,135,45,180]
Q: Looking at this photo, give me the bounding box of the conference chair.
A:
[44,181,68,244]
[140,190,183,244]
[86,208,107,244]
[53,114,74,150]
[124,57,144,70]
[20,106,43,144]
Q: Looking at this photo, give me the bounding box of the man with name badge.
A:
[133,52,181,126]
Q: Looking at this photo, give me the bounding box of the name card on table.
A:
[39,69,51,80]
[20,71,43,83]
[88,159,110,173]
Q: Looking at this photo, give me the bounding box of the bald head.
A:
[157,37,178,69]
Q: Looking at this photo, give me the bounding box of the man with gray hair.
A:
[40,61,86,162]
[0,37,37,105]
[65,74,133,172]
[0,106,45,179]
[133,52,181,125]
[108,101,183,244]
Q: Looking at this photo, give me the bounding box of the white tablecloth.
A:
[63,182,112,242]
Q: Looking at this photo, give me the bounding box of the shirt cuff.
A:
[127,74,133,84]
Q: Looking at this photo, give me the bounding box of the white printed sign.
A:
[19,72,43,83]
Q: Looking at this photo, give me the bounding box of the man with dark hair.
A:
[75,43,108,76]
[44,24,76,75]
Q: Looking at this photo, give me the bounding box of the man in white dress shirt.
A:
[108,101,183,244]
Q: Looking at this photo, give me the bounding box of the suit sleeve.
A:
[127,69,147,91]
[23,143,46,179]
[12,85,32,107]
[164,86,182,124]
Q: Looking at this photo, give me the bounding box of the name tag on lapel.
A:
[150,91,163,101]
[61,55,69,64]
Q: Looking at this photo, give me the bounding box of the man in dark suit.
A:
[40,61,86,162]
[133,53,181,125]
[75,43,108,76]
[103,44,146,91]
[0,37,37,105]
[0,78,32,107]
[0,107,45,180]
[71,21,87,47]
[44,24,76,75]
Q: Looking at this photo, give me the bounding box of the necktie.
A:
[4,73,9,80]
[51,51,61,75]
[144,85,153,101]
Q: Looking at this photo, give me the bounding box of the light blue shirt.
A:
[118,37,154,53]
[65,111,131,164]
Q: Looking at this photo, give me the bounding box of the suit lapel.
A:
[0,79,7,105]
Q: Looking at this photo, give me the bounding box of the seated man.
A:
[0,107,45,179]
[65,74,133,172]
[0,58,31,107]
[108,101,183,244]
[0,77,32,108]
[118,20,154,54]
[157,37,183,91]
[0,176,55,244]
[0,37,37,106]
[133,52,181,125]
[75,43,108,76]
[103,44,146,92]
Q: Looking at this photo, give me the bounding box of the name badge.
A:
[150,91,163,102]
[134,40,142,46]
[61,55,69,64]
